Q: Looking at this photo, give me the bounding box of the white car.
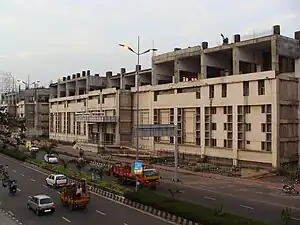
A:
[29,146,39,152]
[45,174,67,188]
[44,154,58,164]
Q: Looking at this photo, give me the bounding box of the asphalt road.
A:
[0,154,170,225]
[35,150,300,225]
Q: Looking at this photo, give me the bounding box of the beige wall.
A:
[132,70,280,167]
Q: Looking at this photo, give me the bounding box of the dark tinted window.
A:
[56,176,66,180]
[40,198,53,205]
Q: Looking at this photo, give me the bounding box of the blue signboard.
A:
[133,160,143,174]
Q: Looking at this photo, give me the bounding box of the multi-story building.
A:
[2,88,50,137]
[49,25,300,168]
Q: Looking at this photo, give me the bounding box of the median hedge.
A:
[29,159,129,195]
[1,148,270,225]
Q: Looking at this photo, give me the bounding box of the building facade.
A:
[49,25,300,168]
[2,88,50,137]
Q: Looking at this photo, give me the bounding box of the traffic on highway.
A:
[35,150,300,225]
[0,154,171,225]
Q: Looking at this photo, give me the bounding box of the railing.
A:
[75,112,118,123]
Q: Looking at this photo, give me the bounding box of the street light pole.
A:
[135,36,140,193]
[118,38,157,192]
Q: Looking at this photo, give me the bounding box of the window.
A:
[266,142,272,151]
[266,104,271,113]
[246,123,251,132]
[227,140,233,148]
[238,140,243,149]
[244,106,251,114]
[211,107,216,114]
[224,123,227,130]
[266,133,271,141]
[227,123,232,131]
[261,142,265,150]
[40,198,53,205]
[223,106,227,114]
[227,132,232,139]
[228,106,232,114]
[209,85,214,98]
[223,139,227,148]
[246,140,250,144]
[266,115,272,122]
[154,92,158,101]
[83,123,86,135]
[205,139,210,146]
[212,123,217,130]
[237,106,243,114]
[211,139,217,147]
[261,123,266,132]
[196,87,201,99]
[221,83,227,98]
[267,124,271,132]
[227,115,232,122]
[243,81,249,96]
[258,80,265,95]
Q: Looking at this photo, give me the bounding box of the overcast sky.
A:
[0,0,299,87]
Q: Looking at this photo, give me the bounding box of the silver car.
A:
[27,194,55,215]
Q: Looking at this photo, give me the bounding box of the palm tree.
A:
[69,158,88,178]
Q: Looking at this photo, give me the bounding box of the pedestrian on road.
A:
[99,167,104,181]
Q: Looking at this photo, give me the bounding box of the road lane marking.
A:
[291,217,300,221]
[96,210,106,215]
[124,223,128,225]
[240,205,254,210]
[20,174,24,176]
[17,188,21,192]
[12,170,16,172]
[8,211,14,216]
[204,196,216,201]
[62,217,71,223]
[42,184,48,188]
[30,178,35,182]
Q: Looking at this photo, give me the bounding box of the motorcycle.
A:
[8,180,17,195]
[282,184,299,195]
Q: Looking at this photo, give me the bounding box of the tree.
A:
[0,106,26,149]
[60,159,69,169]
[69,158,88,177]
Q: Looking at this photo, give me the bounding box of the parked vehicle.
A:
[60,178,90,210]
[108,162,160,190]
[44,154,58,164]
[29,146,39,152]
[27,194,55,215]
[45,174,67,188]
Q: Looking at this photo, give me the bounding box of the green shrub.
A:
[124,189,269,225]
[0,148,28,161]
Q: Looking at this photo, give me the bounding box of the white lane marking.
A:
[62,217,71,223]
[204,196,216,201]
[256,191,263,194]
[42,184,48,188]
[291,217,300,221]
[240,205,254,210]
[28,196,32,198]
[30,178,35,182]
[8,211,14,216]
[12,170,16,172]
[96,210,106,215]
[21,174,24,176]
[124,223,128,225]
[17,188,21,192]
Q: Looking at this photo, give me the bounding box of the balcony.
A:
[75,112,118,123]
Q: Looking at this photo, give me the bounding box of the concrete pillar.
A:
[232,47,240,75]
[271,37,279,73]
[57,84,61,98]
[174,59,180,83]
[85,70,90,94]
[120,68,126,89]
[199,53,207,79]
[135,65,141,87]
[65,82,70,97]
[151,64,158,85]
[115,90,120,145]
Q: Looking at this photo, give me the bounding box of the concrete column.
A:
[65,82,70,97]
[199,53,207,79]
[115,90,120,145]
[232,47,240,75]
[85,70,90,94]
[151,64,158,85]
[120,68,126,89]
[271,37,279,73]
[57,85,60,98]
[174,59,180,83]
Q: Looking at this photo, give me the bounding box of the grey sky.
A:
[0,0,299,86]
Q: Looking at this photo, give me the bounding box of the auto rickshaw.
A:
[59,178,90,211]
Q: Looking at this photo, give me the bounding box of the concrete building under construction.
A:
[49,25,300,168]
[2,88,50,137]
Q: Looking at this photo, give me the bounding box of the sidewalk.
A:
[55,144,297,190]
